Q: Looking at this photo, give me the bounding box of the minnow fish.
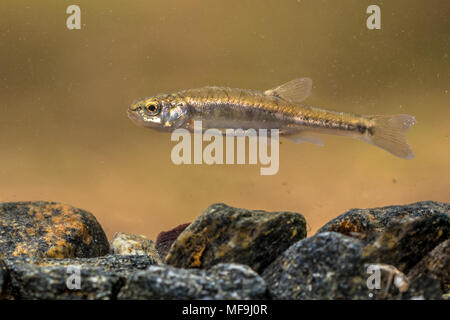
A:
[127,78,416,159]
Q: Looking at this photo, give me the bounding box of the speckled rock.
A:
[402,275,444,300]
[262,232,373,299]
[110,232,162,263]
[316,201,449,273]
[2,255,158,299]
[0,201,109,259]
[317,201,449,239]
[0,259,8,299]
[262,231,444,300]
[362,211,449,272]
[407,239,449,293]
[165,203,307,273]
[156,223,190,260]
[118,263,268,300]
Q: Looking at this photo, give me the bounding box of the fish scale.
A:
[179,86,359,132]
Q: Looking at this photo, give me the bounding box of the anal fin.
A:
[285,132,324,146]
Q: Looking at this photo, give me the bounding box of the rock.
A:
[407,239,449,294]
[156,223,190,260]
[4,254,159,276]
[262,232,373,299]
[110,232,162,263]
[363,212,449,272]
[0,201,109,259]
[2,255,158,299]
[118,263,268,300]
[9,266,122,300]
[165,203,307,273]
[317,201,449,273]
[317,201,449,239]
[402,275,443,300]
[262,231,439,300]
[0,259,9,299]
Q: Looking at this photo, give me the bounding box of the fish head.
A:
[127,94,189,131]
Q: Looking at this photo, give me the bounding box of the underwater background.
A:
[1,0,449,240]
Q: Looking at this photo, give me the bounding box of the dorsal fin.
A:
[264,77,312,104]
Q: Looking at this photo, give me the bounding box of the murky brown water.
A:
[1,1,449,240]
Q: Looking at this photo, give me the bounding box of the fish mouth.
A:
[127,108,145,126]
[127,107,142,121]
[126,107,135,119]
[127,108,136,121]
[127,107,163,129]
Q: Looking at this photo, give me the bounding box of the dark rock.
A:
[0,259,9,299]
[156,223,190,260]
[9,266,122,300]
[165,203,307,273]
[318,201,449,239]
[262,231,436,300]
[2,254,157,299]
[110,232,162,263]
[0,201,109,259]
[4,254,159,276]
[317,201,449,273]
[262,232,373,299]
[363,212,449,272]
[118,263,267,300]
[407,239,449,294]
[402,275,444,300]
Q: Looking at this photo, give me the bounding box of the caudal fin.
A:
[363,114,416,159]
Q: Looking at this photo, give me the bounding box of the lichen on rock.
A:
[0,201,109,259]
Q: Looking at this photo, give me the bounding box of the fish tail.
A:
[362,114,416,159]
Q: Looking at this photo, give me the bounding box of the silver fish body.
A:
[127,78,416,159]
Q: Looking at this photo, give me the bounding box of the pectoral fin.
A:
[285,132,324,146]
[264,77,313,104]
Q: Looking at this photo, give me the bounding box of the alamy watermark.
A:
[366,5,381,30]
[66,5,81,30]
[64,5,381,31]
[170,121,280,175]
[366,264,409,297]
[66,266,81,290]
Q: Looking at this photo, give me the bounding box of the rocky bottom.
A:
[0,201,448,300]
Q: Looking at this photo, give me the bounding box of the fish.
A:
[127,78,416,159]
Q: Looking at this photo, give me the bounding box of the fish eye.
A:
[145,101,160,115]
